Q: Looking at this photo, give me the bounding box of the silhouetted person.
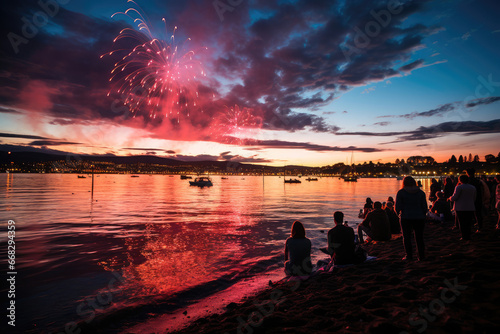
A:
[466,168,483,231]
[396,176,427,261]
[361,197,373,218]
[284,221,312,276]
[384,201,401,233]
[357,201,391,243]
[495,175,500,229]
[327,211,356,265]
[443,177,455,211]
[429,178,441,203]
[428,191,452,222]
[449,174,476,241]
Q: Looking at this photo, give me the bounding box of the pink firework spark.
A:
[212,105,263,145]
[101,0,206,121]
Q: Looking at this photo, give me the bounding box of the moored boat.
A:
[284,179,301,183]
[189,177,213,187]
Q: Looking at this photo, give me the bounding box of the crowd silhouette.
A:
[284,170,500,276]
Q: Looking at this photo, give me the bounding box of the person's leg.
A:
[497,209,500,229]
[454,212,460,230]
[357,224,372,243]
[475,203,483,230]
[400,219,413,260]
[457,211,472,240]
[464,211,474,240]
[456,211,465,239]
[412,219,425,260]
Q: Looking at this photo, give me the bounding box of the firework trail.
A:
[211,105,263,145]
[101,0,206,121]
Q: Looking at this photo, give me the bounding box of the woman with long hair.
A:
[395,176,428,261]
[284,221,312,275]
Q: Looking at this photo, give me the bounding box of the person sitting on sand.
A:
[429,178,441,203]
[361,197,373,218]
[384,201,401,234]
[357,201,391,243]
[396,176,428,261]
[284,221,312,276]
[326,211,356,265]
[448,174,476,241]
[428,191,452,222]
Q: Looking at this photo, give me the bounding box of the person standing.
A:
[466,168,483,231]
[284,221,312,276]
[449,174,476,241]
[496,175,500,229]
[395,176,428,261]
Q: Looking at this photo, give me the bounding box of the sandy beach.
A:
[170,214,500,334]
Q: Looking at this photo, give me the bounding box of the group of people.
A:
[427,169,500,239]
[284,172,500,276]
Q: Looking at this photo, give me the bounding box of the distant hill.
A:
[0,144,278,171]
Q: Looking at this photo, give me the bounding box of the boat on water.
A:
[306,177,318,181]
[131,175,139,178]
[284,179,301,183]
[180,175,193,180]
[189,177,213,187]
[77,175,86,178]
[342,152,358,182]
[221,177,228,179]
[342,174,358,182]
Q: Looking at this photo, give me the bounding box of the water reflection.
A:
[0,174,435,332]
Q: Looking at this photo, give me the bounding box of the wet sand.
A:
[171,214,500,334]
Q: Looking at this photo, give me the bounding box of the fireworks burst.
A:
[101,0,206,121]
[211,105,263,145]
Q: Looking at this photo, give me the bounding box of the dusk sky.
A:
[1,0,499,166]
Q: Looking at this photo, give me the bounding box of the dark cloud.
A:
[0,106,20,114]
[0,0,437,138]
[219,151,271,163]
[29,140,82,146]
[0,132,48,140]
[399,59,425,73]
[123,148,168,152]
[338,119,500,143]
[379,103,455,119]
[0,0,442,141]
[232,138,383,153]
[465,96,500,108]
[373,121,390,126]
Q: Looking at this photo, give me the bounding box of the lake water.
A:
[0,174,433,333]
